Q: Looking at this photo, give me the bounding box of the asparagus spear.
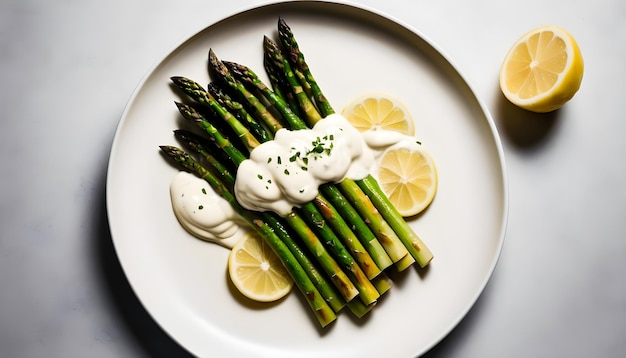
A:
[356,178,433,267]
[224,60,303,130]
[206,82,272,143]
[277,17,334,117]
[263,36,322,126]
[264,52,303,119]
[160,145,337,327]
[171,95,366,303]
[274,18,434,268]
[171,77,260,153]
[208,49,285,135]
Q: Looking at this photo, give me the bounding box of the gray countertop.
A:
[1,0,624,357]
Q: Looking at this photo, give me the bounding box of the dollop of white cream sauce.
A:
[170,171,243,249]
[170,113,421,242]
[234,114,375,216]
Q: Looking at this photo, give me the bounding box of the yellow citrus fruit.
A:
[342,94,415,135]
[228,231,293,302]
[499,25,584,113]
[378,143,438,217]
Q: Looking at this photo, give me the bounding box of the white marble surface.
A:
[1,0,624,357]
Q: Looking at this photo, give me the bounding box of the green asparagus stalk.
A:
[263,36,322,126]
[344,273,394,319]
[206,82,272,143]
[173,129,346,312]
[224,60,306,131]
[264,52,303,119]
[275,18,434,268]
[160,145,337,327]
[277,17,334,117]
[171,96,363,303]
[318,184,394,271]
[208,49,285,134]
[337,180,415,271]
[357,179,433,267]
[296,200,380,304]
[171,77,260,153]
[372,273,394,296]
[311,195,382,278]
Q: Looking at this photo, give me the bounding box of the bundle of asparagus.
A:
[160,18,433,328]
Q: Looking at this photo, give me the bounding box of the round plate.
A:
[106,1,508,357]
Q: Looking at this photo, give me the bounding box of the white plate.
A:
[106,1,508,357]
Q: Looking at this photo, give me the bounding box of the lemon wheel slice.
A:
[378,144,438,217]
[342,94,415,135]
[499,25,584,113]
[228,231,293,302]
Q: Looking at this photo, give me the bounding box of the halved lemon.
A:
[378,143,438,217]
[228,231,293,302]
[499,25,584,113]
[342,94,415,135]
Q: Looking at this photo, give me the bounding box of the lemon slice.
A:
[342,94,415,135]
[499,25,584,113]
[228,231,293,302]
[378,143,438,217]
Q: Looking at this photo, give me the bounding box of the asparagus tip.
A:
[208,49,229,77]
[277,17,289,30]
[159,145,177,157]
[263,35,274,46]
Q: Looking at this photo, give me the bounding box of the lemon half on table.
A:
[499,25,584,113]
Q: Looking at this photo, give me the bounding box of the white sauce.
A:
[360,128,425,179]
[361,128,412,150]
[170,171,243,249]
[170,113,421,242]
[234,114,375,216]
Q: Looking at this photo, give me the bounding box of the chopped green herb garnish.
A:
[201,188,207,195]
